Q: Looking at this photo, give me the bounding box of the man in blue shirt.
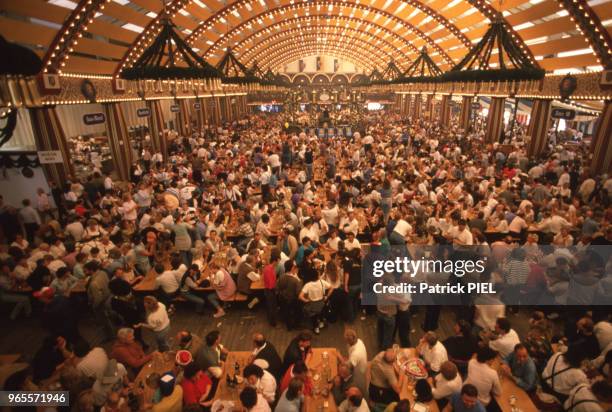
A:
[501,343,538,392]
[444,384,485,412]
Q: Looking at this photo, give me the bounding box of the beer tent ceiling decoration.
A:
[0,0,610,77]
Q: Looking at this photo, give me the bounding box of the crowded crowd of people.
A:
[0,109,610,412]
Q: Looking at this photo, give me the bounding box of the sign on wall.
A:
[551,108,576,120]
[137,108,151,117]
[82,113,106,125]
[170,104,180,113]
[38,150,63,164]
[193,103,201,110]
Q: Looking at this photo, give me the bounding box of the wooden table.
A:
[491,357,538,412]
[214,349,338,412]
[0,354,21,365]
[134,352,177,406]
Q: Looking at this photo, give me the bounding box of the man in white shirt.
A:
[344,232,361,252]
[390,218,411,245]
[465,347,501,407]
[243,364,277,404]
[417,332,448,373]
[154,263,187,297]
[342,329,368,391]
[432,361,463,400]
[563,381,610,412]
[488,317,521,358]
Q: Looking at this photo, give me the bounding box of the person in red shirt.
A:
[110,327,152,373]
[280,360,313,397]
[263,251,279,327]
[181,362,213,408]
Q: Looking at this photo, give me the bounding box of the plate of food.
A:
[400,358,428,379]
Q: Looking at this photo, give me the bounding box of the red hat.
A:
[33,287,55,300]
[175,350,193,366]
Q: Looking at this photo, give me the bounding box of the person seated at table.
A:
[275,377,306,412]
[414,378,434,405]
[443,384,486,412]
[177,264,208,315]
[173,330,204,360]
[208,261,236,318]
[282,331,313,373]
[295,237,314,266]
[244,363,277,404]
[432,361,463,408]
[181,362,213,410]
[541,344,589,403]
[417,331,449,374]
[152,372,183,412]
[249,333,283,381]
[240,385,271,412]
[443,320,476,375]
[246,232,268,254]
[332,363,364,405]
[195,330,227,384]
[368,349,405,405]
[277,227,299,261]
[153,263,182,308]
[464,347,501,410]
[280,360,313,397]
[486,317,520,358]
[110,327,153,374]
[91,359,129,407]
[343,232,361,253]
[500,343,537,393]
[338,386,369,412]
[563,380,612,412]
[237,255,261,309]
[570,316,601,360]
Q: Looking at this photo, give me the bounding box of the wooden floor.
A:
[0,302,545,363]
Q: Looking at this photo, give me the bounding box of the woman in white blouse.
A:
[299,264,332,335]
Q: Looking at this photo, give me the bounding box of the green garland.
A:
[121,65,220,80]
[438,68,545,82]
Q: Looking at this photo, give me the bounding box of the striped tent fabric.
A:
[29,107,74,188]
[485,97,506,144]
[147,99,167,160]
[527,99,553,158]
[178,99,191,137]
[591,101,612,174]
[103,103,133,182]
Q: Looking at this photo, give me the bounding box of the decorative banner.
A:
[170,104,180,113]
[316,56,322,71]
[551,108,576,120]
[82,113,106,125]
[194,102,201,110]
[137,108,151,117]
[38,150,63,164]
[299,59,305,72]
[471,102,481,110]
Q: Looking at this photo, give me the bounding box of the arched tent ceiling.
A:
[0,0,610,77]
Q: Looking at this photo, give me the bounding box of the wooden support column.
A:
[103,103,133,182]
[591,100,612,174]
[526,99,553,158]
[211,95,222,125]
[178,99,191,137]
[439,95,451,128]
[425,94,434,120]
[29,107,74,188]
[195,98,205,132]
[485,97,506,144]
[394,94,402,113]
[147,100,167,160]
[460,96,473,132]
[403,95,411,117]
[412,94,422,120]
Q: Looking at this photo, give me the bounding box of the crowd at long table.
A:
[0,111,611,412]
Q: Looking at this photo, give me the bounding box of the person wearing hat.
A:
[91,359,129,407]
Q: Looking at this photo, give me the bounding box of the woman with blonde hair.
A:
[135,296,171,351]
